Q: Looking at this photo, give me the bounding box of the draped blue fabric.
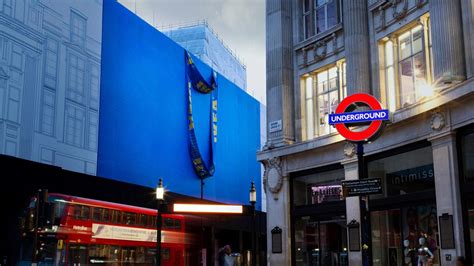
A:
[185,51,218,179]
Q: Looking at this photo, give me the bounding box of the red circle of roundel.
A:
[335,93,383,142]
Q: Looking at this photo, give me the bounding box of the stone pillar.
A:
[343,0,371,95]
[461,0,474,79]
[343,158,362,266]
[429,131,465,265]
[430,0,466,84]
[266,0,294,148]
[263,157,291,265]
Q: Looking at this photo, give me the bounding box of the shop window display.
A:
[293,168,345,206]
[367,146,438,265]
[371,205,439,266]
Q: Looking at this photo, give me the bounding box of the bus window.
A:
[164,218,181,230]
[122,212,136,225]
[73,205,90,220]
[149,216,157,228]
[92,208,102,221]
[111,210,121,224]
[138,214,147,227]
[103,209,110,222]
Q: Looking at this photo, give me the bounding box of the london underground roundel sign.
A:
[329,93,389,142]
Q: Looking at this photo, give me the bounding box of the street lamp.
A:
[156,179,165,266]
[249,181,257,266]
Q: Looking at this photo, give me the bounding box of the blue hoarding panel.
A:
[98,0,262,210]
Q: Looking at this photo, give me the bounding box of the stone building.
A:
[259,0,474,265]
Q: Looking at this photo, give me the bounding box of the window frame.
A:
[301,60,346,141]
[381,15,433,111]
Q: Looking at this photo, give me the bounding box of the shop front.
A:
[291,166,349,266]
[365,143,440,266]
[460,127,474,264]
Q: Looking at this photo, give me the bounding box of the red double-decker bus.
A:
[19,193,187,265]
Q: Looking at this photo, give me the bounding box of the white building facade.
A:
[260,0,474,265]
[0,0,102,174]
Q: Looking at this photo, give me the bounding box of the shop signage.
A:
[311,185,343,204]
[329,93,389,142]
[341,178,382,197]
[387,164,434,186]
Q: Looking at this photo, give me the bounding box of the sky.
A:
[118,0,266,104]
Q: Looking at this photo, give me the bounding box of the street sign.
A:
[329,93,389,142]
[341,178,382,197]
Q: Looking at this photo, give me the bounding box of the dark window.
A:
[462,132,474,181]
[367,146,434,199]
[73,205,90,220]
[122,212,136,225]
[92,208,102,221]
[103,209,110,222]
[111,210,121,224]
[293,168,345,206]
[138,214,147,227]
[149,216,157,228]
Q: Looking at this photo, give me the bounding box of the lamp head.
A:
[249,181,257,204]
[156,178,165,200]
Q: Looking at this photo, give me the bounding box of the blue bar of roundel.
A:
[328,110,389,125]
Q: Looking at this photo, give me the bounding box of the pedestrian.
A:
[218,245,235,266]
[456,256,466,266]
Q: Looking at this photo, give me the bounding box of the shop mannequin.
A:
[417,237,433,266]
[404,239,414,265]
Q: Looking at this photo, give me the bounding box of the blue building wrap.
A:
[98,0,262,210]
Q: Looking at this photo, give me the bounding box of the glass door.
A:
[295,215,348,266]
[68,244,88,265]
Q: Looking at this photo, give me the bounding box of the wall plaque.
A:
[439,213,455,249]
[271,226,283,253]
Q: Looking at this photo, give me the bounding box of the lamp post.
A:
[249,181,257,266]
[156,179,165,266]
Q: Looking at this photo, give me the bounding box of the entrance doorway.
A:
[294,215,348,266]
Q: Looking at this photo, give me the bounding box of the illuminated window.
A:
[382,15,432,111]
[302,60,346,140]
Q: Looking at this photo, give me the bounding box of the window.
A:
[315,0,338,34]
[138,214,148,227]
[303,0,314,39]
[90,64,100,110]
[111,210,121,224]
[65,103,85,147]
[7,86,20,122]
[122,212,136,225]
[293,168,345,206]
[41,90,55,136]
[163,218,182,230]
[70,11,86,47]
[302,61,346,140]
[44,39,59,89]
[67,53,85,103]
[92,208,103,221]
[382,16,432,110]
[73,205,90,220]
[302,0,340,40]
[88,111,98,151]
[462,133,474,181]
